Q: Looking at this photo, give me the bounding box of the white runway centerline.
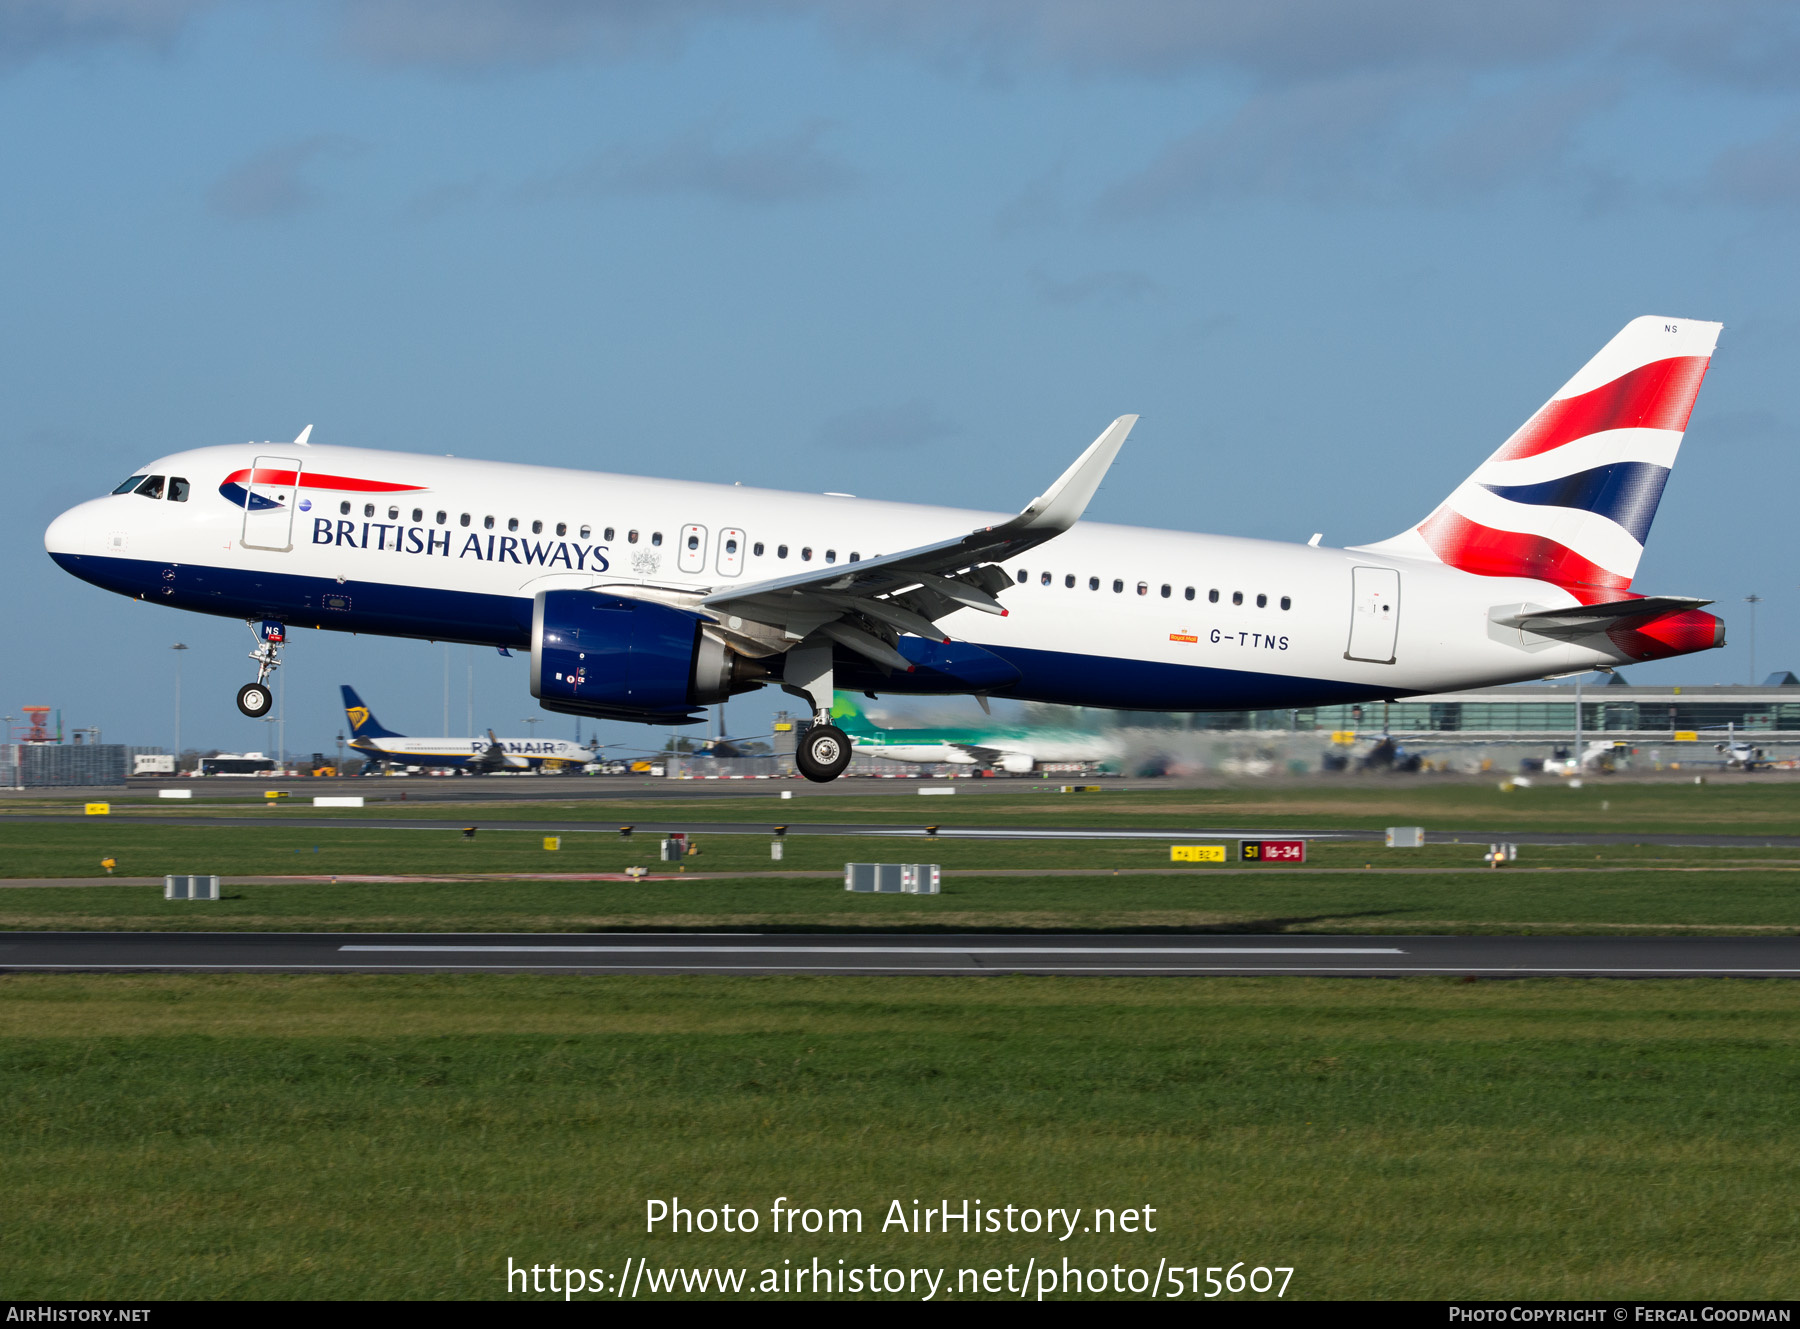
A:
[337,944,1406,955]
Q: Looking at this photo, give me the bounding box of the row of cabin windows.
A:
[334,502,865,565]
[114,474,191,502]
[750,543,862,563]
[1014,568,1292,611]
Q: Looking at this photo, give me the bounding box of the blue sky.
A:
[5,1,1799,756]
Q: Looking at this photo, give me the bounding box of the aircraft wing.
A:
[700,416,1136,670]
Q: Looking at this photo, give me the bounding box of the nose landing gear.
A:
[236,620,285,718]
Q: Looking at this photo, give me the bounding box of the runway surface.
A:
[8,809,1800,848]
[5,931,1799,976]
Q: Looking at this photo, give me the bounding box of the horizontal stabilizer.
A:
[1496,595,1712,637]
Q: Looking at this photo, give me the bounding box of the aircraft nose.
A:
[45,498,105,559]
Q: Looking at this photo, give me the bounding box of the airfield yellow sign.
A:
[1171,845,1227,863]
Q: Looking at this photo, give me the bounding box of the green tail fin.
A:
[830,692,877,735]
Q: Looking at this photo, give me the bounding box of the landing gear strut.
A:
[783,636,853,784]
[237,620,285,718]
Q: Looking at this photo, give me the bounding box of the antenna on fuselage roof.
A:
[293,425,313,447]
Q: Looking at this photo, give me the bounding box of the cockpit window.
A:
[135,476,165,500]
[112,475,146,495]
[168,477,190,502]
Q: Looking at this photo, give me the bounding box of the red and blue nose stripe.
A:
[218,468,426,510]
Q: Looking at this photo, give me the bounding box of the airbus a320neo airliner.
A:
[46,317,1725,782]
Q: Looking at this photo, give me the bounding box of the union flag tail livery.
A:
[1363,316,1720,597]
[46,314,1730,783]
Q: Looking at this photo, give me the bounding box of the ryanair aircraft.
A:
[46,317,1726,782]
[341,686,590,773]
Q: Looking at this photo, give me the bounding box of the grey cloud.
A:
[1029,268,1156,306]
[814,400,957,451]
[402,177,486,221]
[333,0,729,70]
[1097,71,1432,216]
[207,135,359,220]
[994,159,1066,236]
[1706,122,1800,206]
[526,121,858,204]
[1408,80,1622,201]
[0,0,215,71]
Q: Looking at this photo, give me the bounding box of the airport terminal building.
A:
[1191,673,1800,744]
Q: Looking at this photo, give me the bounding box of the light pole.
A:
[521,718,542,738]
[171,644,188,770]
[1744,594,1762,685]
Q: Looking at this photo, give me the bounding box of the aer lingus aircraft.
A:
[45,317,1726,783]
[830,694,1120,773]
[340,685,591,773]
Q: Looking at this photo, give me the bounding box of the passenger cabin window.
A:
[507,518,519,532]
[753,542,764,556]
[801,547,813,562]
[1136,582,1148,596]
[1113,579,1124,593]
[579,526,591,539]
[532,520,543,534]
[555,522,565,536]
[483,516,495,530]
[411,508,423,522]
[364,503,376,518]
[1065,575,1075,588]
[1040,572,1052,586]
[1208,589,1220,603]
[777,545,788,558]
[687,533,700,551]
[725,537,738,554]
[627,530,639,544]
[601,527,612,541]
[136,476,165,500]
[1159,584,1170,598]
[1016,569,1028,584]
[112,475,146,495]
[1232,591,1243,606]
[1280,596,1292,610]
[168,478,189,502]
[651,531,663,547]
[1256,593,1267,608]
[825,549,836,563]
[436,511,447,524]
[1184,587,1195,601]
[849,552,860,562]
[460,514,471,527]
[1089,576,1100,591]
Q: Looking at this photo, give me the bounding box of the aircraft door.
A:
[1345,566,1400,664]
[240,455,302,552]
[678,524,707,574]
[716,528,745,577]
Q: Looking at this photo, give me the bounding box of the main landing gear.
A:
[795,723,852,783]
[236,620,285,718]
[783,637,853,783]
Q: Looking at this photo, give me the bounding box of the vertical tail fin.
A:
[341,685,402,739]
[1358,317,1721,596]
[829,692,878,735]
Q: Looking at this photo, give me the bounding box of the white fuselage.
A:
[46,441,1649,717]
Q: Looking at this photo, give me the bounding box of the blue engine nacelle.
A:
[530,590,768,724]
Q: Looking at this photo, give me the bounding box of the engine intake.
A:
[530,590,768,721]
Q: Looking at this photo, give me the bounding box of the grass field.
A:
[6,785,1797,1301]
[4,821,1800,933]
[4,973,1799,1300]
